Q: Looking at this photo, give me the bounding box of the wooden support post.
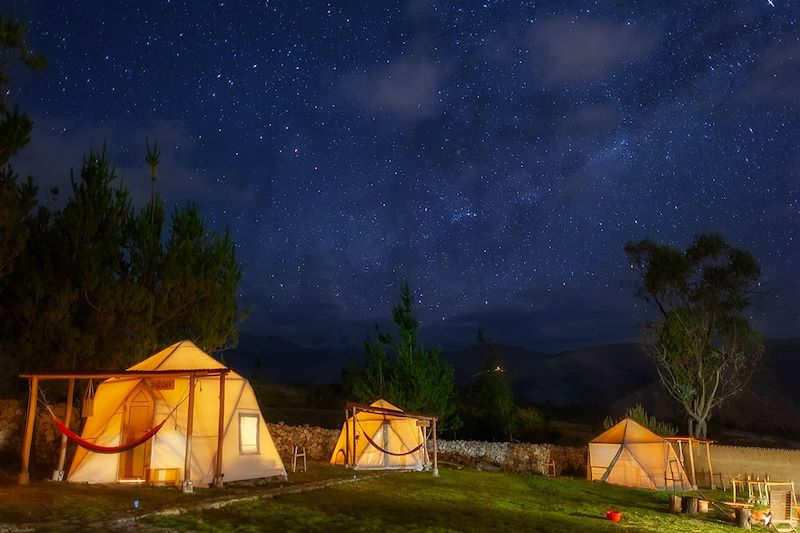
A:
[18,377,39,485]
[212,372,225,488]
[183,373,196,493]
[350,407,358,469]
[423,426,430,466]
[704,442,715,490]
[432,418,438,477]
[54,378,75,480]
[687,439,697,489]
[344,407,350,468]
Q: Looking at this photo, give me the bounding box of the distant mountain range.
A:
[226,334,800,437]
[224,334,355,384]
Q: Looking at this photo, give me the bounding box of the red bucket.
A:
[605,510,622,522]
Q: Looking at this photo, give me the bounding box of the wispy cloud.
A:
[530,18,658,84]
[11,116,257,210]
[750,39,800,105]
[341,60,449,119]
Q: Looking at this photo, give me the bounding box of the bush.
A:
[603,404,677,436]
[514,406,546,442]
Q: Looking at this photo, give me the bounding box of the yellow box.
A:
[147,467,180,486]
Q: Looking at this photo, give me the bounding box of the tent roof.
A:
[370,399,402,412]
[127,340,225,372]
[590,418,666,444]
[344,399,437,421]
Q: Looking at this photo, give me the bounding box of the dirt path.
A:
[99,473,381,531]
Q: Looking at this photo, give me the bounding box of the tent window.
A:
[239,414,260,455]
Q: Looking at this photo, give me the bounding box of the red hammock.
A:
[53,415,167,454]
[357,423,425,457]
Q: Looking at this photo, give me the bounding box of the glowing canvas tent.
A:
[330,399,436,471]
[587,418,689,491]
[63,340,286,486]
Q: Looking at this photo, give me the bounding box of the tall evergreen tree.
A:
[6,148,244,372]
[0,18,44,286]
[7,149,151,370]
[348,282,459,429]
[460,331,515,440]
[154,204,242,352]
[0,16,244,377]
[0,18,45,390]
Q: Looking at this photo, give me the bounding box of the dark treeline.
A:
[0,19,242,391]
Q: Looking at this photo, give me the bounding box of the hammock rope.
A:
[355,416,425,457]
[40,378,192,455]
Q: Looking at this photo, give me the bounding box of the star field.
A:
[13,0,800,350]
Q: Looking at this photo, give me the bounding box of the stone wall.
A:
[694,445,800,487]
[0,399,23,456]
[265,425,585,475]
[549,445,587,476]
[267,422,340,463]
[503,443,549,473]
[436,439,509,468]
[433,439,586,475]
[0,399,81,468]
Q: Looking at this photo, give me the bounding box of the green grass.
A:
[0,463,347,529]
[0,463,747,532]
[146,467,742,533]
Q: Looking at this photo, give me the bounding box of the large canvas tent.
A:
[67,340,286,486]
[587,418,689,491]
[330,399,430,471]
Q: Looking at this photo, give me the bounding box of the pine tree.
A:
[348,282,459,429]
[0,16,244,376]
[460,331,515,440]
[0,18,44,285]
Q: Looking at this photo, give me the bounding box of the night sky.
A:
[11,1,800,352]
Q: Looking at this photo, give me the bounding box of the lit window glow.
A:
[239,413,260,455]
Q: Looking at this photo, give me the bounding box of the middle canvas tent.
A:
[330,399,429,470]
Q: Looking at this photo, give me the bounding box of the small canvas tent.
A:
[330,399,428,470]
[68,340,286,486]
[587,418,689,491]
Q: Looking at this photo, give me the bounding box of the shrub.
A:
[603,404,677,436]
[514,406,546,442]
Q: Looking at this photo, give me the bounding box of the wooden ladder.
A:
[292,444,307,473]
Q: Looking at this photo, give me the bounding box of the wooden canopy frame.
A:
[18,368,230,491]
[664,436,715,490]
[342,401,439,476]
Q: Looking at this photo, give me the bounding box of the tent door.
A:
[119,386,155,480]
[382,423,389,468]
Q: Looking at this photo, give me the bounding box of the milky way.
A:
[12,1,800,351]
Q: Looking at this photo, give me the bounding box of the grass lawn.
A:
[0,463,352,529]
[145,466,744,533]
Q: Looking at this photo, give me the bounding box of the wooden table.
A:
[723,502,752,510]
